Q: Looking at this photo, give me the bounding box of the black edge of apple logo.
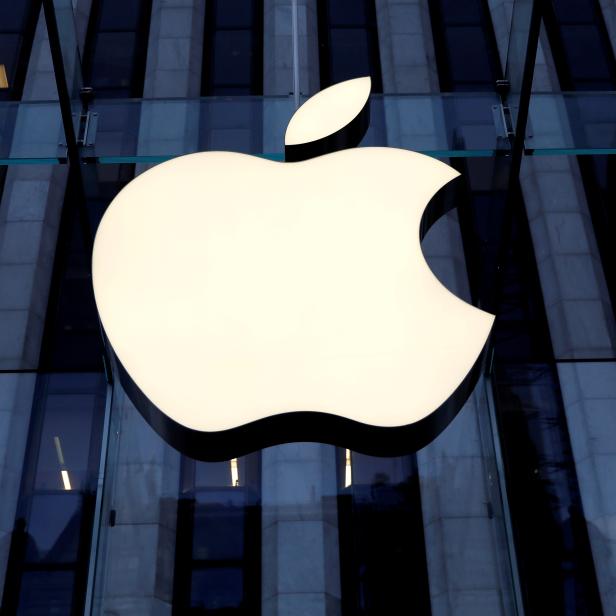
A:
[105,76,493,461]
[112,345,485,461]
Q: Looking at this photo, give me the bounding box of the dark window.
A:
[173,455,261,614]
[337,452,431,615]
[317,0,382,91]
[83,0,152,97]
[17,570,75,615]
[202,0,263,96]
[1,374,107,616]
[492,364,603,615]
[544,0,616,90]
[0,0,38,101]
[429,0,502,91]
[191,568,244,611]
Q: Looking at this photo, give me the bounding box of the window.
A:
[202,0,263,95]
[0,0,38,100]
[429,0,502,91]
[336,452,430,614]
[1,374,107,615]
[173,455,261,614]
[83,0,152,97]
[317,0,382,91]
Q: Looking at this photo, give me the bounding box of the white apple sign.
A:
[92,77,494,460]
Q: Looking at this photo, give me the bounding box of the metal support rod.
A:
[291,0,300,108]
[41,0,81,169]
[41,0,113,374]
[482,6,544,615]
[489,0,544,315]
[508,0,544,177]
[83,383,113,615]
[484,375,527,615]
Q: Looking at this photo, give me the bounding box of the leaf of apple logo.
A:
[92,77,494,461]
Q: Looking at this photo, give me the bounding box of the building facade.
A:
[0,0,616,614]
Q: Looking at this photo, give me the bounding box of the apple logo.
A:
[92,77,494,461]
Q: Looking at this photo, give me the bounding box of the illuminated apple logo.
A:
[92,77,494,461]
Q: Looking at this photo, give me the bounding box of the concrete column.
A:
[137,0,205,160]
[263,0,320,97]
[375,0,439,93]
[489,3,616,612]
[519,154,616,358]
[374,1,447,160]
[143,0,205,99]
[261,443,341,616]
[0,1,89,601]
[557,361,616,614]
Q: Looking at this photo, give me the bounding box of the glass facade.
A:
[0,1,615,615]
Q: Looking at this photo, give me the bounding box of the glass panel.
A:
[528,92,616,154]
[1,93,614,165]
[0,101,64,163]
[33,393,96,491]
[87,92,504,162]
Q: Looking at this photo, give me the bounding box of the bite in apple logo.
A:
[92,77,494,461]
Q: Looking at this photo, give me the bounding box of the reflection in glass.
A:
[173,455,261,613]
[337,452,431,614]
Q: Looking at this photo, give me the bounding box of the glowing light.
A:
[92,77,494,444]
[61,470,72,491]
[0,65,8,89]
[230,458,239,486]
[344,449,352,488]
[93,148,493,433]
[285,76,370,146]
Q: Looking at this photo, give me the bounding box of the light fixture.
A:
[230,458,239,486]
[344,449,352,488]
[92,77,493,460]
[61,469,72,491]
[0,65,8,89]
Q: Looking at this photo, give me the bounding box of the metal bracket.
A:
[78,110,98,147]
[59,110,97,150]
[492,103,516,142]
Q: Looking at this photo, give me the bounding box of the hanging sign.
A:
[92,77,494,460]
